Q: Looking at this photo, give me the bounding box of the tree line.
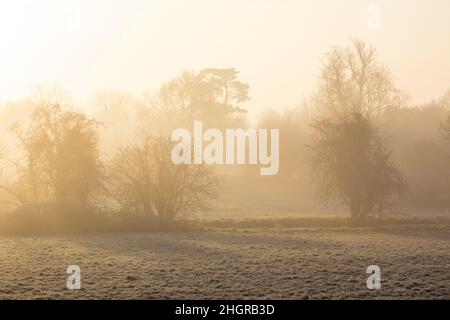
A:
[0,39,449,233]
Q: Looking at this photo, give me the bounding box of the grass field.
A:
[0,219,448,299]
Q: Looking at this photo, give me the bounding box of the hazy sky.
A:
[0,0,449,118]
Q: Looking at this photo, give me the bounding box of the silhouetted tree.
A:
[310,113,405,221]
[313,39,405,120]
[109,136,219,220]
[197,68,250,113]
[10,102,104,204]
[138,68,249,132]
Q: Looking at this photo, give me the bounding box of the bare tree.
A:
[10,101,104,205]
[109,136,220,220]
[314,39,405,120]
[310,113,406,221]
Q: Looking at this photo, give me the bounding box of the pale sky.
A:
[0,0,449,118]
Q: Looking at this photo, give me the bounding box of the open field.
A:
[0,219,448,299]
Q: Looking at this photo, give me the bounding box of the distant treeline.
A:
[0,39,449,234]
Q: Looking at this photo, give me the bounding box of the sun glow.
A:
[0,0,449,111]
